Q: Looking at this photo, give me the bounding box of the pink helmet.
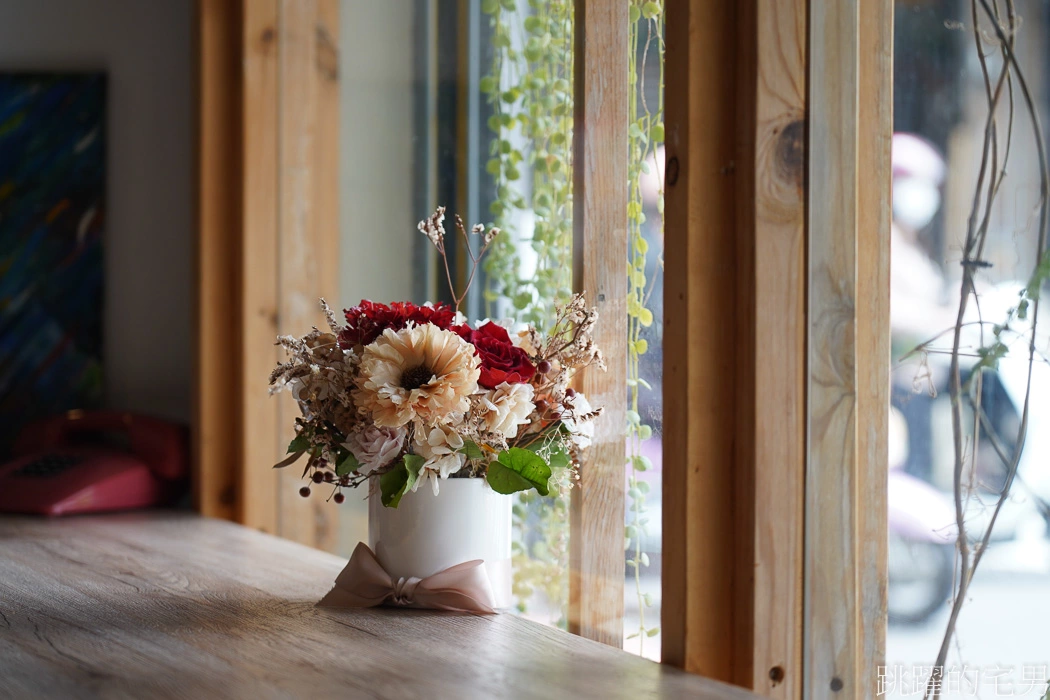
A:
[892,133,946,185]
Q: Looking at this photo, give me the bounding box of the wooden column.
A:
[662,0,758,685]
[751,0,807,696]
[195,0,243,522]
[275,0,341,550]
[804,0,890,697]
[239,0,281,534]
[855,0,892,692]
[569,0,629,647]
[663,1,845,697]
[195,0,341,547]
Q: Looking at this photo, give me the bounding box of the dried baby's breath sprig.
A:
[320,298,341,335]
[417,207,500,313]
[417,206,446,248]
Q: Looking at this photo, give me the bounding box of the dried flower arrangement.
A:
[269,207,604,508]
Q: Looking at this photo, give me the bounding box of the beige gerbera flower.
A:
[355,324,481,427]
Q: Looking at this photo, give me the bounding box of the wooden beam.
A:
[195,0,341,545]
[751,0,807,696]
[239,0,281,534]
[855,0,892,693]
[664,0,810,694]
[195,0,243,521]
[569,0,629,647]
[804,0,890,697]
[276,0,342,550]
[195,0,241,520]
[662,0,756,684]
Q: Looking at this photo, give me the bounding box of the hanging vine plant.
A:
[481,0,576,628]
[625,0,664,654]
[480,1,665,646]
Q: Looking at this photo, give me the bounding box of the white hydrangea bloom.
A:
[478,382,534,438]
[410,423,467,495]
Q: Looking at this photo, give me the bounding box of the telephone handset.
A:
[0,410,188,516]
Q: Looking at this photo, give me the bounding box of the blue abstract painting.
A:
[0,74,106,454]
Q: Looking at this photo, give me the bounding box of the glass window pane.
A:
[624,5,664,660]
[330,2,662,657]
[889,1,1050,696]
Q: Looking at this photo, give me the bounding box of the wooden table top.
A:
[0,512,757,700]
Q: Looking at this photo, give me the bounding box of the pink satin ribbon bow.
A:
[317,542,497,614]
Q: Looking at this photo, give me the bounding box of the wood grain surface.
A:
[750,0,807,696]
[239,0,282,537]
[275,0,341,551]
[0,513,758,700]
[855,0,892,693]
[662,0,753,684]
[195,0,243,523]
[806,0,862,694]
[805,0,891,697]
[569,0,629,648]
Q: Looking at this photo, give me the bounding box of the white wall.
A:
[0,0,193,423]
[340,0,418,309]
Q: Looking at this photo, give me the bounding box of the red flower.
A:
[452,321,536,389]
[339,300,456,348]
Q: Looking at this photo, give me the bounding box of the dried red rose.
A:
[451,321,537,389]
[339,300,456,348]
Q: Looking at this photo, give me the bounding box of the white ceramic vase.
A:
[368,477,513,609]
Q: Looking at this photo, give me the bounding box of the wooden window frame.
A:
[197,1,893,696]
[661,0,891,698]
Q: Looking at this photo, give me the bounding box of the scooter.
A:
[888,281,1050,625]
[888,463,958,625]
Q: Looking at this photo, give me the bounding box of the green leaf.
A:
[642,1,661,19]
[638,307,654,327]
[459,440,486,461]
[646,627,660,638]
[628,4,641,23]
[380,455,423,508]
[547,442,571,469]
[487,447,552,496]
[479,75,498,95]
[487,462,535,495]
[481,0,498,13]
[287,433,311,454]
[650,123,665,143]
[632,455,652,472]
[335,451,361,477]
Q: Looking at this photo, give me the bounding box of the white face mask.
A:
[893,177,941,231]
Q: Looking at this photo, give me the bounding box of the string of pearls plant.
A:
[481,0,575,628]
[626,0,664,652]
[480,1,665,647]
